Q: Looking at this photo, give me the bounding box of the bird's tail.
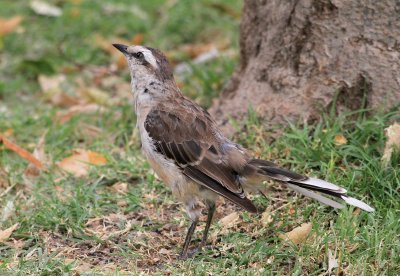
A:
[243,159,375,212]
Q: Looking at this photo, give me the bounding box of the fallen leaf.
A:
[159,248,170,255]
[0,223,18,243]
[0,16,23,36]
[117,200,128,207]
[174,47,219,75]
[77,123,103,140]
[30,0,62,17]
[38,75,79,107]
[1,128,14,137]
[111,182,128,194]
[55,103,106,123]
[3,238,25,250]
[334,134,347,145]
[261,210,273,226]
[24,131,48,178]
[132,33,144,45]
[0,167,8,188]
[352,208,361,217]
[279,222,312,244]
[102,220,131,240]
[102,3,148,20]
[66,259,92,274]
[0,135,43,169]
[38,74,65,91]
[382,123,400,165]
[69,7,80,18]
[179,43,218,59]
[78,87,112,106]
[219,212,239,228]
[57,149,107,177]
[1,200,14,222]
[327,249,339,273]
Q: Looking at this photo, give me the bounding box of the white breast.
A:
[138,120,189,197]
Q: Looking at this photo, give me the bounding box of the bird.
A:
[112,43,375,259]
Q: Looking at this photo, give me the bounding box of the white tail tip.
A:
[341,196,375,212]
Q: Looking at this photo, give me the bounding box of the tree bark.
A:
[210,0,400,133]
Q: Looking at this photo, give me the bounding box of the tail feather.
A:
[341,196,375,212]
[293,177,347,194]
[248,159,375,213]
[287,184,345,209]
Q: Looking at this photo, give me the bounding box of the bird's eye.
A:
[133,52,144,59]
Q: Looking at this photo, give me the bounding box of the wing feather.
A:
[144,105,253,210]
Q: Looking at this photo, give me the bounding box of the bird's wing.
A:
[144,103,257,213]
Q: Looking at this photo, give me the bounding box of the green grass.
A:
[1,0,400,275]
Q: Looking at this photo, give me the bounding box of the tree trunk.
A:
[210,0,400,134]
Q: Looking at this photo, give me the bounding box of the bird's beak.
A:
[112,43,128,55]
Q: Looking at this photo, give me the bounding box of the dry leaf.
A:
[0,16,23,36]
[77,123,103,140]
[219,212,239,228]
[69,7,80,18]
[30,0,62,17]
[279,222,312,244]
[111,182,128,194]
[38,75,79,108]
[382,123,400,164]
[24,132,47,178]
[50,92,80,108]
[1,200,14,222]
[55,103,106,123]
[159,248,170,255]
[38,74,65,91]
[78,87,112,106]
[334,134,347,145]
[117,200,128,207]
[183,44,215,58]
[328,249,339,273]
[57,149,107,177]
[0,135,43,169]
[0,223,18,243]
[132,33,144,45]
[2,128,14,137]
[174,47,220,75]
[102,3,148,20]
[65,259,92,274]
[103,220,131,240]
[0,167,9,189]
[261,210,273,226]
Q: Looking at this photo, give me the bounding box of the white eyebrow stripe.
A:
[127,45,158,69]
[142,49,158,69]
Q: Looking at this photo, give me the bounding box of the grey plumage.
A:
[113,43,375,259]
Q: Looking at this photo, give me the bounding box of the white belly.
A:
[138,123,216,220]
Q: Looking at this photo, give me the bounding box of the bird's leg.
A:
[179,219,198,260]
[199,202,216,249]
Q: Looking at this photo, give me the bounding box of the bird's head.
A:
[113,44,174,84]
